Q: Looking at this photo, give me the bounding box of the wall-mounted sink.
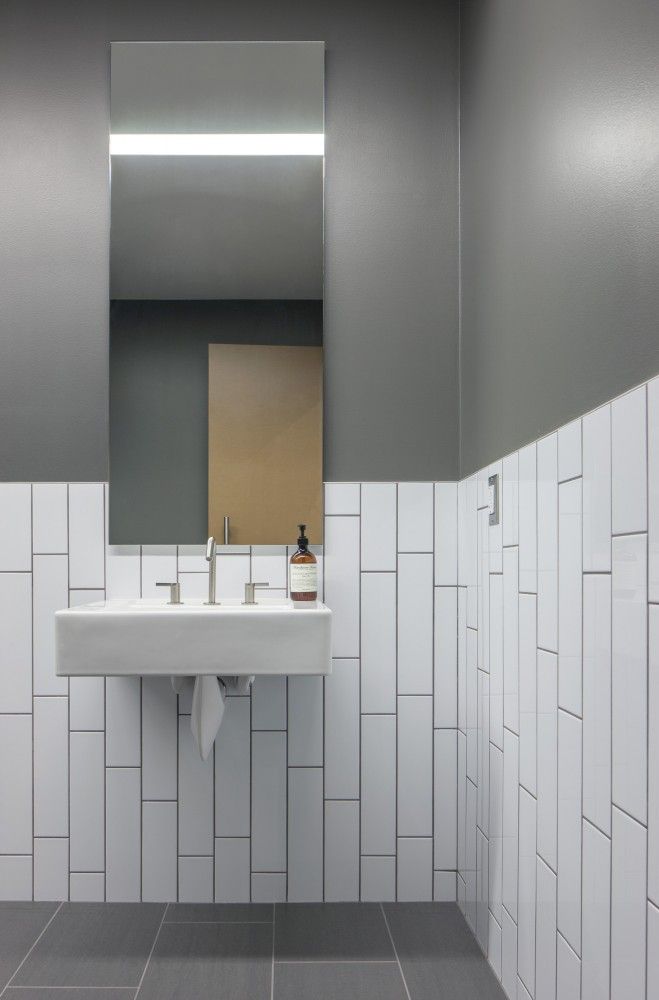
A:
[56,597,332,678]
[56,597,332,759]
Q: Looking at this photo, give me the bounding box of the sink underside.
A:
[56,598,332,677]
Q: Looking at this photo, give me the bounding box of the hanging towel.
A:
[191,675,227,760]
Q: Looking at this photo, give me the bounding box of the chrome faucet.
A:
[243,581,270,605]
[205,536,218,604]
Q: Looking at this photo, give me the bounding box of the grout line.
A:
[270,902,276,1000]
[0,901,63,997]
[133,902,168,999]
[379,903,412,1000]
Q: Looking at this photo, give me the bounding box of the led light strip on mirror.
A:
[110,133,325,155]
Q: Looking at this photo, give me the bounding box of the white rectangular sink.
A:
[56,597,332,678]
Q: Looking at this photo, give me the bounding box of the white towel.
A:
[191,675,227,760]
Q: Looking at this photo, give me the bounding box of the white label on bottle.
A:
[290,562,317,594]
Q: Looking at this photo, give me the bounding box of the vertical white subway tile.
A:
[0,483,31,570]
[517,788,537,995]
[325,482,360,516]
[488,913,502,979]
[251,545,287,591]
[215,696,250,837]
[501,905,518,998]
[398,553,433,694]
[537,650,558,870]
[503,546,519,734]
[214,838,250,903]
[502,728,519,921]
[34,838,68,901]
[466,627,478,781]
[251,873,287,903]
[141,545,177,598]
[398,837,433,902]
[106,767,141,902]
[519,594,537,796]
[435,482,458,584]
[433,870,457,901]
[458,588,467,732]
[583,404,612,572]
[69,872,105,902]
[518,444,537,594]
[361,483,396,571]
[142,677,177,800]
[558,419,582,482]
[489,460,504,573]
[457,872,466,916]
[142,801,177,902]
[489,743,504,923]
[68,483,104,589]
[650,377,659,601]
[611,533,647,824]
[477,671,490,837]
[288,767,323,902]
[106,545,140,599]
[251,675,287,730]
[435,587,458,727]
[398,482,434,551]
[0,857,32,901]
[582,819,611,1000]
[648,902,659,1000]
[558,478,583,716]
[398,695,432,836]
[360,856,396,902]
[536,857,557,1000]
[583,574,612,836]
[457,730,467,877]
[556,935,581,1000]
[252,730,287,872]
[0,573,32,712]
[324,658,359,799]
[176,544,206,573]
[0,715,32,853]
[34,696,68,836]
[324,800,359,902]
[216,553,252,601]
[178,857,213,903]
[476,827,490,951]
[518,978,533,1000]
[503,452,519,547]
[466,474,478,589]
[465,777,478,932]
[433,728,457,869]
[458,479,467,586]
[611,806,647,1000]
[650,605,659,904]
[557,710,582,955]
[106,676,141,767]
[361,714,396,855]
[33,554,68,695]
[478,508,490,671]
[70,731,104,872]
[361,572,396,713]
[490,573,504,749]
[288,675,323,767]
[611,385,647,534]
[537,433,558,652]
[178,716,214,856]
[324,515,360,657]
[32,483,67,553]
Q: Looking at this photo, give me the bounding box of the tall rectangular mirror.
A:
[109,41,324,544]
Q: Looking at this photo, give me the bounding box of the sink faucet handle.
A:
[156,581,182,605]
[243,581,270,605]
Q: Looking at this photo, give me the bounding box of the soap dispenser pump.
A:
[290,524,318,603]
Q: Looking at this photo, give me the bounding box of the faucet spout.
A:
[205,536,218,605]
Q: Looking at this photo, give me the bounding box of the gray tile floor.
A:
[0,901,506,1000]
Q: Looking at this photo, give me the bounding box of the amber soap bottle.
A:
[290,524,318,603]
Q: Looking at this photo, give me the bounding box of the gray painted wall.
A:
[0,0,459,483]
[459,0,659,475]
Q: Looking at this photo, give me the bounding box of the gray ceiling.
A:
[110,41,324,300]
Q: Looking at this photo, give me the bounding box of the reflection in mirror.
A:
[109,42,324,544]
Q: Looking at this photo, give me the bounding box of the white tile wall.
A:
[455,375,657,1000]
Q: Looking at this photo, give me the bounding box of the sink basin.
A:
[56,597,332,678]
